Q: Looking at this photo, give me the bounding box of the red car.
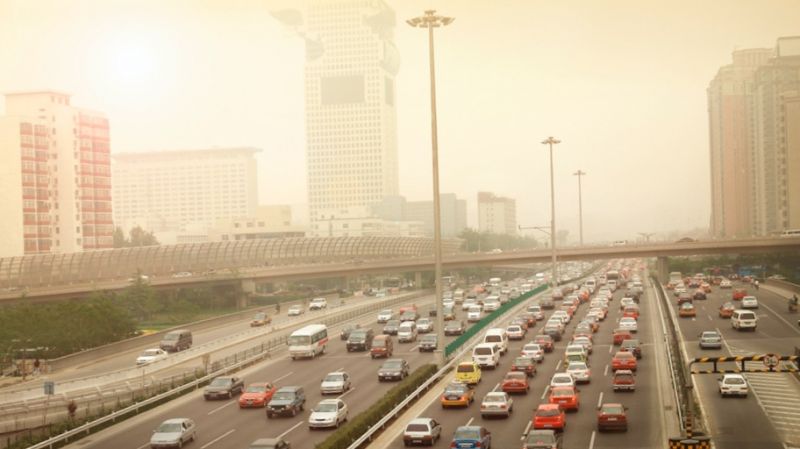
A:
[501,371,530,394]
[549,386,579,411]
[532,403,566,431]
[612,369,636,391]
[622,306,639,320]
[511,357,537,377]
[719,302,735,318]
[597,403,628,431]
[238,382,277,408]
[611,351,638,371]
[612,329,633,346]
[534,334,554,352]
[733,288,747,300]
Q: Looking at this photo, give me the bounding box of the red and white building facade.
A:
[0,91,112,257]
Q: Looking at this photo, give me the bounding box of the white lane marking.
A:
[201,429,236,449]
[603,364,609,376]
[274,371,293,383]
[608,344,613,354]
[555,360,562,371]
[521,420,532,440]
[336,367,344,372]
[338,387,355,399]
[208,400,236,415]
[588,430,597,449]
[136,444,149,449]
[492,382,501,392]
[707,315,712,321]
[465,417,474,426]
[759,301,800,334]
[410,345,419,352]
[540,385,550,400]
[277,421,303,439]
[597,392,604,409]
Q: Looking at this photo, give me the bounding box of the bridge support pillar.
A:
[415,272,422,289]
[239,279,256,309]
[656,256,670,283]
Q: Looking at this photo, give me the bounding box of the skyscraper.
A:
[477,192,517,235]
[0,91,112,256]
[299,0,401,236]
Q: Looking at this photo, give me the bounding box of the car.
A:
[483,298,501,312]
[149,418,196,448]
[440,381,474,408]
[679,302,696,317]
[612,369,636,391]
[622,305,640,320]
[481,391,514,417]
[442,305,456,321]
[377,309,394,323]
[521,343,545,362]
[507,325,525,340]
[549,386,579,411]
[238,382,277,408]
[287,305,303,316]
[542,323,563,341]
[378,358,409,381]
[572,336,593,354]
[534,334,554,352]
[248,437,291,449]
[551,310,570,324]
[720,279,732,288]
[741,295,759,309]
[699,331,723,349]
[403,417,442,446]
[566,361,591,383]
[419,334,438,351]
[527,304,545,320]
[416,317,433,333]
[550,372,575,389]
[346,328,374,351]
[732,288,747,300]
[455,361,482,385]
[250,312,271,327]
[445,320,466,336]
[619,297,636,310]
[308,398,348,429]
[693,289,707,301]
[400,311,419,322]
[618,317,638,333]
[309,297,328,310]
[171,271,193,278]
[511,357,537,377]
[719,302,735,318]
[540,297,555,309]
[266,386,306,418]
[320,372,351,394]
[677,293,693,305]
[136,348,168,366]
[451,426,492,448]
[719,373,749,397]
[613,329,633,345]
[502,371,530,393]
[462,298,477,311]
[383,319,401,335]
[340,324,361,340]
[204,376,244,400]
[597,403,628,431]
[619,339,642,359]
[523,429,562,449]
[532,404,566,432]
[611,351,638,371]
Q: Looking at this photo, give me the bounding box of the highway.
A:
[670,280,800,449]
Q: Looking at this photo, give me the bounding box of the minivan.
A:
[160,329,192,352]
[397,321,418,343]
[731,309,757,331]
[370,335,394,358]
[483,328,509,354]
[472,343,500,368]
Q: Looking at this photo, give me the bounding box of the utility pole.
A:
[573,170,586,245]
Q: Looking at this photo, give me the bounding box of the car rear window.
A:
[406,424,429,432]
[738,312,756,319]
[536,408,560,417]
[457,364,475,373]
[474,347,493,355]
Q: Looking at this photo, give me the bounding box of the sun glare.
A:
[105,34,160,87]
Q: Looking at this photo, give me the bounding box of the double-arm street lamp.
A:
[541,137,561,288]
[407,10,453,367]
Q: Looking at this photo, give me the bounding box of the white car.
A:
[416,318,433,333]
[150,418,196,448]
[741,296,759,309]
[309,297,328,310]
[377,309,393,323]
[320,372,351,395]
[480,391,513,418]
[619,297,636,310]
[618,317,638,333]
[718,374,748,397]
[467,305,482,322]
[506,325,525,340]
[462,298,477,311]
[136,348,168,366]
[308,399,348,428]
[442,298,456,309]
[526,305,544,320]
[572,336,593,354]
[483,299,501,312]
[550,372,575,388]
[566,361,591,383]
[720,279,732,288]
[521,343,544,362]
[287,305,304,316]
[551,311,570,324]
[171,271,192,278]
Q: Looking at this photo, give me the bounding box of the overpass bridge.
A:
[1,236,798,304]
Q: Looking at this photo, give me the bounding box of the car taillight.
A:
[450,442,457,448]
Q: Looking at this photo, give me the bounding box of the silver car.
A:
[699,331,722,349]
[150,418,196,448]
[480,391,513,418]
[320,372,351,394]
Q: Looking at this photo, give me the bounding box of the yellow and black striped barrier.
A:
[690,354,799,374]
[692,355,799,363]
[669,437,712,449]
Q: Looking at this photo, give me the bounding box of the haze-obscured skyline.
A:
[2,0,798,242]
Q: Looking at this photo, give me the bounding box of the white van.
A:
[397,321,418,343]
[467,305,483,322]
[483,328,508,355]
[472,343,500,368]
[731,309,757,331]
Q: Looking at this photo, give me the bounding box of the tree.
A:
[113,226,159,248]
[113,227,127,248]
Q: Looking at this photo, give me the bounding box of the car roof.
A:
[408,417,434,425]
[162,418,190,424]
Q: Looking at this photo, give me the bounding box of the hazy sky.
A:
[1,0,799,242]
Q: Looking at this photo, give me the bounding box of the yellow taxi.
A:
[454,361,482,386]
[440,381,474,408]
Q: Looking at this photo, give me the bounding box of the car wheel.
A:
[228,391,232,399]
[291,407,297,417]
[267,412,273,419]
[178,440,183,448]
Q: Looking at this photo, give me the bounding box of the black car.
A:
[418,334,437,352]
[204,376,244,400]
[620,339,642,359]
[444,320,465,336]
[346,328,374,352]
[266,386,306,418]
[383,319,401,335]
[540,298,555,309]
[340,324,361,340]
[378,358,409,381]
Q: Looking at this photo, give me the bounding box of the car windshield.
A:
[372,340,386,347]
[324,374,344,382]
[602,405,624,414]
[156,422,183,433]
[254,313,265,320]
[288,335,310,346]
[210,378,231,387]
[380,310,391,315]
[349,330,366,339]
[314,402,338,412]
[246,385,267,393]
[163,334,179,341]
[383,360,403,369]
[272,391,295,400]
[446,322,461,328]
[142,349,161,356]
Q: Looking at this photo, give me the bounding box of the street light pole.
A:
[408,10,453,367]
[573,170,586,245]
[541,137,561,289]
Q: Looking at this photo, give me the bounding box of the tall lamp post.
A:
[541,137,560,289]
[407,10,453,367]
[573,170,586,245]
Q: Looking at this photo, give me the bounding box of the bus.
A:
[288,324,328,360]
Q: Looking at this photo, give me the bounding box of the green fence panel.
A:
[445,283,548,357]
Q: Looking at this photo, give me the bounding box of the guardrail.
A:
[651,276,686,435]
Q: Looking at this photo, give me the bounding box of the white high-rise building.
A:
[478,191,518,235]
[301,0,401,236]
[0,91,112,256]
[112,148,260,233]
